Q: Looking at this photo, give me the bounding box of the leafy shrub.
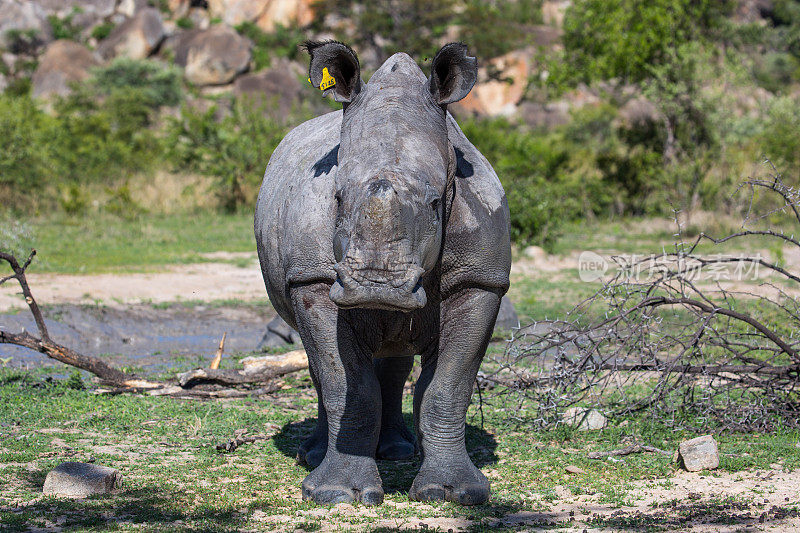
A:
[90,57,183,107]
[165,101,292,212]
[458,0,543,61]
[176,16,194,29]
[0,95,51,192]
[753,52,800,93]
[235,22,306,70]
[48,10,82,42]
[759,96,800,178]
[91,21,115,41]
[551,0,733,86]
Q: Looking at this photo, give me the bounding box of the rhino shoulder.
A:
[441,114,512,295]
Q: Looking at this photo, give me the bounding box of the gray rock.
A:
[562,407,608,431]
[43,462,122,497]
[97,7,165,60]
[32,40,101,99]
[0,0,53,50]
[174,24,251,86]
[678,435,719,472]
[257,315,301,350]
[492,296,519,336]
[37,0,116,18]
[233,58,306,118]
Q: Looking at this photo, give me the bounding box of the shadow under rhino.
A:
[272,414,498,495]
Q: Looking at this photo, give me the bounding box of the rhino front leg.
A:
[290,283,383,505]
[410,287,501,505]
[296,366,327,468]
[374,356,416,460]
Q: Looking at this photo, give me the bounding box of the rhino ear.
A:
[429,42,478,105]
[303,40,363,104]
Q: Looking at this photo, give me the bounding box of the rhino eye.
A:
[334,191,342,204]
[430,197,440,211]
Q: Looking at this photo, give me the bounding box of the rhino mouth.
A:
[330,263,426,311]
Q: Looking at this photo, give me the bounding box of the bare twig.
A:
[587,444,672,459]
[209,332,226,370]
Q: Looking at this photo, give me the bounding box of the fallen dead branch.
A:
[177,358,308,387]
[482,169,800,431]
[216,425,280,452]
[0,250,304,397]
[587,444,672,459]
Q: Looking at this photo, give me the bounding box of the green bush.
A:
[760,96,800,177]
[91,21,115,41]
[48,10,82,42]
[90,57,183,107]
[0,95,51,192]
[458,0,543,61]
[165,101,292,212]
[551,0,733,86]
[235,22,306,70]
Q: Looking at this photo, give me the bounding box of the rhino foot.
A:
[297,429,327,468]
[409,461,490,505]
[376,425,415,461]
[302,454,384,506]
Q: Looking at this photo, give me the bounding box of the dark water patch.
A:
[0,303,273,375]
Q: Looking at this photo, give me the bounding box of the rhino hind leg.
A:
[410,287,500,505]
[291,283,384,506]
[297,369,328,468]
[374,356,416,461]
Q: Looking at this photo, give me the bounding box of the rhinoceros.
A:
[254,41,511,506]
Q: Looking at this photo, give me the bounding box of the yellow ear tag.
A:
[319,67,336,91]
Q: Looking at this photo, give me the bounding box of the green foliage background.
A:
[3,0,800,248]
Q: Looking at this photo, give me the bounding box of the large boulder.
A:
[207,0,314,31]
[255,0,315,32]
[0,0,52,49]
[233,58,306,116]
[116,0,151,18]
[452,48,534,117]
[43,462,122,498]
[32,40,101,99]
[175,25,252,86]
[97,7,166,60]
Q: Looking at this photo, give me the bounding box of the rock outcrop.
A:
[206,0,314,32]
[174,24,252,85]
[97,7,166,60]
[32,39,101,98]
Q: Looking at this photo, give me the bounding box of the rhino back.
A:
[255,110,342,320]
[441,114,512,295]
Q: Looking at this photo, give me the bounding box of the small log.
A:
[177,356,306,388]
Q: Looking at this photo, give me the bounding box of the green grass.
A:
[1,211,255,274]
[1,368,798,532]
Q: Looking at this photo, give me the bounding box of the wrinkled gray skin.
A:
[255,41,511,506]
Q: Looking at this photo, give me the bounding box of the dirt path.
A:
[0,254,266,312]
[263,468,800,532]
[5,246,798,313]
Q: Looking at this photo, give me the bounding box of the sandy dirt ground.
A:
[0,254,267,312]
[253,467,800,532]
[4,246,799,312]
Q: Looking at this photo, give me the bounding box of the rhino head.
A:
[304,41,478,312]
